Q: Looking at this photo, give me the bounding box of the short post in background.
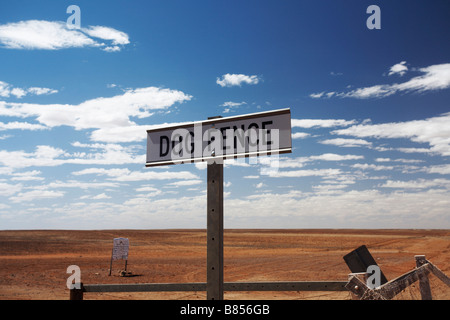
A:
[69,283,84,300]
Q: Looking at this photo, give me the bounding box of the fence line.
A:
[346,255,450,300]
[69,254,449,300]
[70,281,347,300]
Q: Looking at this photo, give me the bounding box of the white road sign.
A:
[112,237,129,261]
[146,108,292,167]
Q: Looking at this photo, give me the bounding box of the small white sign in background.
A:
[112,237,129,261]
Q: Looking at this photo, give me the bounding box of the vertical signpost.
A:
[146,108,292,299]
[207,161,224,300]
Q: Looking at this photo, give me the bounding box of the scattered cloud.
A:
[0,142,146,169]
[0,121,48,131]
[375,157,424,164]
[10,189,65,203]
[388,61,408,76]
[81,193,112,200]
[221,101,246,113]
[72,167,199,182]
[255,182,266,189]
[291,119,356,128]
[333,112,450,156]
[0,81,58,99]
[10,170,44,181]
[310,62,450,99]
[0,86,192,142]
[167,179,203,187]
[291,132,310,139]
[352,163,394,171]
[309,153,364,161]
[266,168,342,178]
[427,164,450,175]
[320,138,372,148]
[216,73,260,87]
[0,20,129,52]
[380,178,450,189]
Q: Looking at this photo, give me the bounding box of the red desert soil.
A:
[0,229,449,300]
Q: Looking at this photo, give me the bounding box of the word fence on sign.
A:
[146,108,292,167]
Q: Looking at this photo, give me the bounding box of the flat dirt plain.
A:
[0,229,449,300]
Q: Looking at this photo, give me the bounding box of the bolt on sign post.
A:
[109,237,129,276]
[146,108,292,300]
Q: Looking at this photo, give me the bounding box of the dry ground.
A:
[0,229,449,300]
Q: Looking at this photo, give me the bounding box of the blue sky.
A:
[0,0,449,229]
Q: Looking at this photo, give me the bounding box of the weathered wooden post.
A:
[69,283,84,300]
[207,161,224,300]
[415,255,432,300]
[347,272,369,300]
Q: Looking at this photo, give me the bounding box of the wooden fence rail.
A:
[346,255,450,300]
[70,281,347,300]
[69,254,449,300]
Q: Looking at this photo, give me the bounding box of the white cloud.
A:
[320,138,372,148]
[271,153,363,169]
[333,112,450,156]
[223,188,450,228]
[0,121,48,131]
[0,81,58,99]
[310,63,450,99]
[380,178,450,189]
[10,170,44,181]
[44,180,120,190]
[0,145,66,169]
[216,74,260,87]
[427,164,450,175]
[0,142,146,169]
[81,193,111,200]
[396,147,432,154]
[388,61,408,76]
[309,153,364,161]
[309,92,325,98]
[10,88,26,99]
[0,86,192,142]
[291,132,310,139]
[255,182,266,189]
[375,157,424,164]
[72,167,199,182]
[221,101,246,113]
[352,163,394,171]
[81,25,129,45]
[10,189,65,203]
[0,182,23,197]
[0,20,129,52]
[291,119,356,128]
[27,87,58,95]
[167,180,203,187]
[103,46,120,52]
[267,168,342,178]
